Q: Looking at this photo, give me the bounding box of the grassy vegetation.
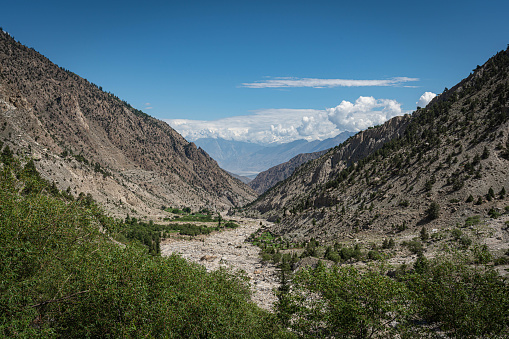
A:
[108,210,241,255]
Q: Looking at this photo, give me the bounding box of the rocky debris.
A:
[161,218,279,310]
[200,255,217,262]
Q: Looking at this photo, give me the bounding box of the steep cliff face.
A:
[246,114,412,214]
[248,150,328,194]
[0,30,256,216]
[244,47,509,243]
[247,132,357,194]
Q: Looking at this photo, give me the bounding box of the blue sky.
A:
[2,0,508,144]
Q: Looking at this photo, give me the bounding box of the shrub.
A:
[464,215,481,227]
[488,207,501,219]
[367,250,383,261]
[408,256,509,337]
[451,228,463,240]
[382,238,395,249]
[494,257,509,265]
[0,162,282,337]
[458,235,472,248]
[288,264,410,338]
[402,239,424,255]
[224,221,240,229]
[399,200,410,207]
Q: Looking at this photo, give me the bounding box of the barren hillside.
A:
[0,30,256,217]
[243,47,509,243]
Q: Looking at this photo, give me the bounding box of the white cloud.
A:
[416,92,437,107]
[241,76,419,89]
[165,109,334,144]
[165,96,407,145]
[326,96,403,132]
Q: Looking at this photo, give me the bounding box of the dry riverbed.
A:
[160,218,279,310]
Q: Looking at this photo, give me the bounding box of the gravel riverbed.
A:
[160,218,279,310]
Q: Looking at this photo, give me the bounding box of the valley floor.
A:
[160,217,279,310]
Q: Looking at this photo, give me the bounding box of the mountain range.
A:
[0,30,256,218]
[242,46,509,243]
[3,27,509,249]
[193,131,355,178]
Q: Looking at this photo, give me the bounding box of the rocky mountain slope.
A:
[248,150,328,194]
[243,47,509,243]
[0,30,256,217]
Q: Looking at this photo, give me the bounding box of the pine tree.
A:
[420,227,429,241]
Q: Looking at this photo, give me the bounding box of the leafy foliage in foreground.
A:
[0,155,283,338]
[278,255,509,338]
[288,263,409,338]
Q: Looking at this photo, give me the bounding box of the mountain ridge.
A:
[194,131,355,177]
[242,46,509,243]
[0,30,256,217]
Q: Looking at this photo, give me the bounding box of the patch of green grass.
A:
[464,215,481,227]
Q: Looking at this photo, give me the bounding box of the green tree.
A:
[420,227,429,241]
[426,201,440,220]
[0,161,284,338]
[274,256,295,328]
[499,187,506,199]
[487,187,495,201]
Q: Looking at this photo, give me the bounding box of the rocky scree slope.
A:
[0,30,256,216]
[244,47,509,243]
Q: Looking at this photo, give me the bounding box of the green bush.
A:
[224,220,240,229]
[0,162,282,338]
[402,239,424,255]
[488,207,501,219]
[464,215,481,227]
[279,253,509,337]
[367,250,383,261]
[451,228,463,240]
[287,264,410,338]
[407,256,509,337]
